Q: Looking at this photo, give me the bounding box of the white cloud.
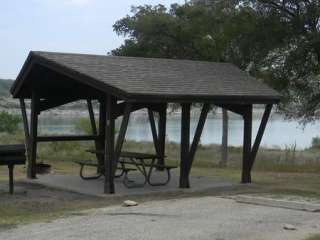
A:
[63,0,94,6]
[38,0,95,6]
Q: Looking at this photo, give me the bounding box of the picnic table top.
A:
[87,149,158,159]
[0,144,26,156]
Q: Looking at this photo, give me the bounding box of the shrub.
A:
[311,137,320,149]
[75,118,95,135]
[0,111,21,133]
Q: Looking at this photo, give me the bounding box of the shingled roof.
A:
[11,51,281,103]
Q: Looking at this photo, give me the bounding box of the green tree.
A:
[111,2,255,167]
[0,111,21,133]
[75,118,96,135]
[249,0,320,124]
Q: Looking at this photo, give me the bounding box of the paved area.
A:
[1,196,319,240]
[25,172,240,197]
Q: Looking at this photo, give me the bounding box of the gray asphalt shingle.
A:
[12,51,281,102]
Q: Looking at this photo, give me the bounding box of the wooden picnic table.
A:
[77,149,177,188]
[0,144,26,194]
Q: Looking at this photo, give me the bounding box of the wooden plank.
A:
[249,104,273,171]
[104,95,116,194]
[241,105,252,183]
[180,103,191,188]
[157,104,167,167]
[28,91,39,179]
[37,135,100,142]
[187,103,210,174]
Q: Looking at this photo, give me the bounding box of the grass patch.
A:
[306,234,320,240]
[1,133,320,226]
[2,132,320,173]
[0,161,320,226]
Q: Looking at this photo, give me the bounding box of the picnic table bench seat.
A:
[0,144,26,194]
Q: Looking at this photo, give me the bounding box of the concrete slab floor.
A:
[23,171,241,197]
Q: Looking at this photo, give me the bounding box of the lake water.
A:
[36,111,320,150]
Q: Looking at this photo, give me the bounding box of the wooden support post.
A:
[28,92,39,179]
[87,100,97,134]
[157,104,167,167]
[220,108,229,168]
[241,105,252,183]
[249,104,273,171]
[180,103,191,188]
[87,99,104,171]
[104,95,116,194]
[187,104,210,174]
[19,98,31,166]
[148,103,167,168]
[115,103,132,161]
[8,164,14,195]
[98,100,106,172]
[148,110,161,156]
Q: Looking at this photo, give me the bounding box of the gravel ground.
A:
[1,196,319,240]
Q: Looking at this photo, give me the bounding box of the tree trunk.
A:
[219,108,228,167]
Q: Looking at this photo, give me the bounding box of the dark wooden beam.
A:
[97,99,106,170]
[241,105,253,183]
[114,102,163,118]
[187,103,210,174]
[115,102,132,161]
[28,92,39,179]
[19,99,30,139]
[249,104,273,171]
[180,103,191,188]
[157,103,167,167]
[19,99,31,164]
[86,99,104,171]
[38,97,78,112]
[37,135,99,142]
[87,99,97,134]
[215,104,248,116]
[148,110,161,156]
[104,95,116,194]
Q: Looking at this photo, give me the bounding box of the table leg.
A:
[123,157,147,188]
[8,164,14,194]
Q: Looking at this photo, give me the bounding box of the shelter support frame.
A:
[19,94,273,193]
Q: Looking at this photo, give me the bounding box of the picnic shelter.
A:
[10,51,281,194]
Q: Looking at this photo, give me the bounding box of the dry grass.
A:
[1,133,320,226]
[305,234,320,240]
[1,158,320,227]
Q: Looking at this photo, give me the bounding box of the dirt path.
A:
[1,196,319,240]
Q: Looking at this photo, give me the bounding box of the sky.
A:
[0,0,185,79]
